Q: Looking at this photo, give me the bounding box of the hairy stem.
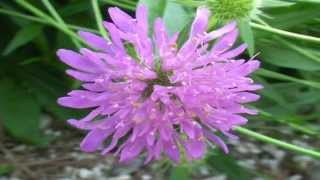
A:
[235,127,320,159]
[250,22,320,44]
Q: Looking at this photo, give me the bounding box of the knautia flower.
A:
[57,5,262,163]
[208,0,256,23]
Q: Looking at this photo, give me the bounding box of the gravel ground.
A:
[1,119,319,180]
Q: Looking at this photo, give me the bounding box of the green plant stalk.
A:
[14,0,86,46]
[0,8,99,33]
[257,109,318,136]
[284,0,320,3]
[119,0,136,6]
[91,0,108,39]
[174,0,203,7]
[276,37,320,63]
[70,25,99,34]
[0,8,45,23]
[257,68,320,89]
[102,0,135,10]
[250,22,320,44]
[41,0,81,48]
[235,127,320,159]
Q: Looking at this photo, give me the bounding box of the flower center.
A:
[142,70,173,98]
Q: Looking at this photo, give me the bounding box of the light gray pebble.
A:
[236,145,249,154]
[238,159,256,169]
[203,175,227,180]
[288,174,303,180]
[141,174,152,180]
[293,156,312,169]
[40,114,52,129]
[78,168,93,179]
[108,174,131,180]
[260,159,280,171]
[199,166,210,176]
[11,145,27,152]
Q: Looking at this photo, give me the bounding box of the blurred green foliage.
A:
[0,0,320,178]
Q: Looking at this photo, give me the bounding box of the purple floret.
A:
[57,5,262,164]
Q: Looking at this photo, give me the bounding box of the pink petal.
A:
[80,128,113,152]
[66,69,98,82]
[78,31,111,51]
[108,7,135,33]
[205,21,237,42]
[57,49,99,73]
[190,7,210,36]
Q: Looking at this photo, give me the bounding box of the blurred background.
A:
[0,0,320,179]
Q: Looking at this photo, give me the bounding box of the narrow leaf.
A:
[238,18,255,56]
[2,24,42,55]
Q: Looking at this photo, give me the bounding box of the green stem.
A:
[285,0,320,3]
[41,0,81,48]
[0,8,45,23]
[174,0,203,7]
[250,22,320,44]
[69,25,99,33]
[14,0,86,46]
[0,8,99,33]
[101,0,135,10]
[257,109,318,136]
[120,0,136,6]
[235,127,320,159]
[91,0,108,39]
[275,37,320,63]
[41,0,66,26]
[257,68,320,89]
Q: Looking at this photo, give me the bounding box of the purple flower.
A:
[57,5,262,164]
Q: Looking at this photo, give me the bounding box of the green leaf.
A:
[284,0,320,4]
[59,0,91,16]
[258,109,319,136]
[17,63,85,121]
[258,39,320,71]
[256,68,320,89]
[177,20,192,47]
[0,164,15,176]
[263,3,320,29]
[138,0,167,34]
[206,151,251,180]
[0,78,47,145]
[255,77,288,108]
[124,42,140,62]
[174,0,202,7]
[163,3,193,47]
[163,2,191,36]
[258,0,295,8]
[238,18,255,56]
[169,165,192,180]
[2,24,42,55]
[138,0,192,44]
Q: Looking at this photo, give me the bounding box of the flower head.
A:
[57,5,262,164]
[208,0,256,23]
